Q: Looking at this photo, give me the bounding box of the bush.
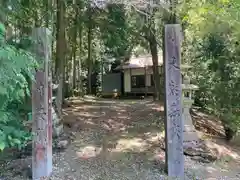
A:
[0,22,37,151]
[187,33,240,140]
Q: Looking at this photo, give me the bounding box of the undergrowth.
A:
[0,22,38,151]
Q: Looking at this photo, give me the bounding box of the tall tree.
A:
[70,0,78,91]
[55,0,66,116]
[87,5,93,94]
[77,1,84,96]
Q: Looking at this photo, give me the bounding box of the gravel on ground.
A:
[1,98,240,180]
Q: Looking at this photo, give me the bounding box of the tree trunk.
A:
[0,0,6,25]
[51,27,55,75]
[55,0,66,117]
[78,12,84,96]
[44,0,51,27]
[64,53,70,98]
[87,7,93,95]
[72,5,78,91]
[149,29,160,101]
[224,125,236,141]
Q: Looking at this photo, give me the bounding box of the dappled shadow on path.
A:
[192,107,240,161]
[61,97,167,179]
[1,98,240,179]
[188,108,240,179]
[61,97,240,179]
[63,97,165,138]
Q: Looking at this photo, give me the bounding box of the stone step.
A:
[183,130,199,138]
[183,125,196,132]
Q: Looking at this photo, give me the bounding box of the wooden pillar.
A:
[129,68,132,94]
[164,24,184,178]
[47,29,53,175]
[32,28,52,179]
[144,67,147,96]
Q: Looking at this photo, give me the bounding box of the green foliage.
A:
[0,22,37,151]
[182,0,240,137]
[101,4,130,59]
[0,23,5,44]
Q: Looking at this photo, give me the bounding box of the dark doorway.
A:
[131,75,145,88]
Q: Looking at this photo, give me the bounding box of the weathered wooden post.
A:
[32,28,52,179]
[164,24,184,178]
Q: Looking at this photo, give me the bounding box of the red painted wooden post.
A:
[32,28,52,179]
[164,24,184,178]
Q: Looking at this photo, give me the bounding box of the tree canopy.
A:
[1,0,240,150]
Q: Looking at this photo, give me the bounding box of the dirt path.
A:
[56,97,240,180]
[1,97,240,179]
[59,97,166,180]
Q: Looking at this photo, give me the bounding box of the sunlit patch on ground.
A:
[2,97,240,179]
[76,145,102,159]
[113,138,148,152]
[205,140,240,160]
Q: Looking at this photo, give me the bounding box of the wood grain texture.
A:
[32,28,52,179]
[47,28,53,175]
[164,24,184,178]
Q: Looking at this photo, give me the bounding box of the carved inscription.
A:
[32,28,52,179]
[46,29,53,174]
[164,24,184,178]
